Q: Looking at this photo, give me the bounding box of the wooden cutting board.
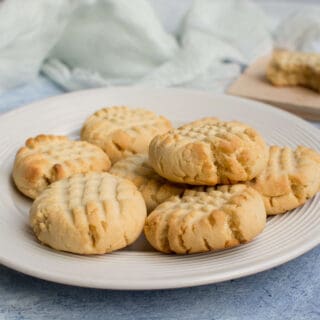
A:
[227,55,320,120]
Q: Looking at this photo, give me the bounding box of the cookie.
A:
[149,117,268,185]
[248,145,320,215]
[110,154,185,212]
[81,106,172,163]
[30,172,147,254]
[13,134,111,199]
[267,50,320,92]
[144,184,266,254]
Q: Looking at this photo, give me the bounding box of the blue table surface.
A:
[0,76,319,320]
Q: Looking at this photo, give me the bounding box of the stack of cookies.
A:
[12,106,320,255]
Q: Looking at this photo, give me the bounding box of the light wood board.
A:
[227,55,320,120]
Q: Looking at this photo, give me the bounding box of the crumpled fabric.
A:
[0,0,318,94]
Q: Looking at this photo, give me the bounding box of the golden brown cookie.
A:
[30,172,147,254]
[248,145,320,215]
[267,50,320,92]
[149,117,268,185]
[81,106,172,163]
[110,154,185,212]
[13,134,111,199]
[144,184,266,254]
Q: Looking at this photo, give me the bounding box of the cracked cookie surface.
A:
[30,172,147,254]
[248,145,320,215]
[81,106,172,163]
[110,154,185,212]
[149,117,268,185]
[13,135,111,199]
[144,184,266,254]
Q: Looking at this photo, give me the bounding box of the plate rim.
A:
[1,235,319,290]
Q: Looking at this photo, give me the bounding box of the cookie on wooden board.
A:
[267,50,320,92]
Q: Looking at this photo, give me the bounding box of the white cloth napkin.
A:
[0,0,72,94]
[274,8,320,53]
[0,0,319,95]
[42,0,273,92]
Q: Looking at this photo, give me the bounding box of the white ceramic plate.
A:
[0,87,319,290]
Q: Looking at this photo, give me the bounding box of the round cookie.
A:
[81,106,172,163]
[149,117,268,185]
[110,154,185,212]
[30,172,147,254]
[144,184,266,254]
[13,134,111,199]
[248,145,320,215]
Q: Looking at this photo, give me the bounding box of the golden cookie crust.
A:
[149,117,268,185]
[81,106,172,163]
[248,145,320,215]
[30,172,147,254]
[267,50,320,92]
[110,154,185,212]
[144,184,266,254]
[13,134,111,199]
